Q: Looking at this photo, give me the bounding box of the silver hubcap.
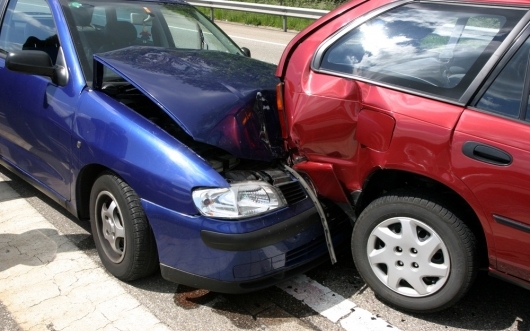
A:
[367,217,450,297]
[96,191,126,263]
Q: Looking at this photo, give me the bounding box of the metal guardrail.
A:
[187,0,330,31]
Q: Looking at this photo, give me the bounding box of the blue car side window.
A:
[0,0,59,63]
[476,37,530,119]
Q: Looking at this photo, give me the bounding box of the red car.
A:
[276,0,530,312]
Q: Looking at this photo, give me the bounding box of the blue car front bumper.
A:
[142,198,350,293]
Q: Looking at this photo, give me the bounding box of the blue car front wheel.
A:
[90,172,159,281]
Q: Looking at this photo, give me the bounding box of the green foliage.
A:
[468,16,501,29]
[233,0,344,10]
[420,16,502,50]
[197,0,347,31]
[420,34,449,50]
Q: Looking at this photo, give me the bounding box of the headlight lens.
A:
[192,182,287,219]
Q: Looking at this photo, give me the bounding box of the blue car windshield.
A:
[60,0,244,81]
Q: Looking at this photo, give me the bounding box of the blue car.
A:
[0,0,349,292]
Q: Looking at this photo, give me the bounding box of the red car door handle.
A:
[462,141,512,166]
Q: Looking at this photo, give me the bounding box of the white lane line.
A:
[277,274,400,331]
[277,274,355,323]
[227,35,287,47]
[167,25,286,47]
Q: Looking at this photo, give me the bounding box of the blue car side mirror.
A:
[241,47,251,58]
[5,50,67,86]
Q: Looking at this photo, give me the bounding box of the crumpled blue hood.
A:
[94,47,283,161]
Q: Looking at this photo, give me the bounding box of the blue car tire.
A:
[90,172,159,281]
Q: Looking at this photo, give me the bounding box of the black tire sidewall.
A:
[90,174,136,280]
[352,195,473,312]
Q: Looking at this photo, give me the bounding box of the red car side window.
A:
[476,37,530,119]
[318,3,525,101]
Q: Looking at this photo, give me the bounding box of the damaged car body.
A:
[0,0,349,292]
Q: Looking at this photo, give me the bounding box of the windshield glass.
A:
[60,0,244,81]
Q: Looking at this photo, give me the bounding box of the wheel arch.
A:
[75,163,112,221]
[356,169,489,268]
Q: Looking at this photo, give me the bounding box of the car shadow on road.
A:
[170,284,340,330]
[121,241,353,330]
[0,229,93,273]
[0,165,92,234]
[308,250,530,331]
[417,272,530,331]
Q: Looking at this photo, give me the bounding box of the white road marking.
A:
[277,274,400,331]
[227,35,287,47]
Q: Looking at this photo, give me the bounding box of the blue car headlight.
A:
[192,181,287,219]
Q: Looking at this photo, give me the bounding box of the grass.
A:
[197,0,347,31]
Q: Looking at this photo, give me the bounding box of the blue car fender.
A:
[72,88,228,216]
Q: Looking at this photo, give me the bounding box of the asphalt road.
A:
[1,22,530,331]
[215,21,297,64]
